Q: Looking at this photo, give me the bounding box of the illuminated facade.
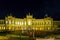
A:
[0,13,58,31]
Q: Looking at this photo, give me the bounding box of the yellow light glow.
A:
[20,22,23,25]
[36,28,38,30]
[17,22,20,25]
[48,27,50,30]
[40,28,44,30]
[12,20,14,24]
[6,21,8,24]
[15,22,17,24]
[33,27,35,30]
[22,22,23,25]
[25,21,26,25]
[9,20,11,24]
[15,22,20,25]
[28,21,31,25]
[0,27,1,30]
[3,27,5,30]
[9,27,11,30]
[20,22,21,25]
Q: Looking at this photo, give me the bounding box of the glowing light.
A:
[28,20,31,25]
[9,27,11,30]
[36,28,38,30]
[17,22,20,25]
[12,20,14,24]
[40,28,42,30]
[22,22,23,25]
[20,22,21,25]
[33,27,35,30]
[3,27,5,30]
[20,22,23,25]
[25,21,26,25]
[48,27,50,30]
[9,20,11,24]
[15,21,20,25]
[15,22,17,24]
[6,21,8,24]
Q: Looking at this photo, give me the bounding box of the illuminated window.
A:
[9,20,11,24]
[40,28,42,30]
[20,22,23,25]
[3,27,5,30]
[28,20,31,25]
[36,28,38,30]
[12,20,14,24]
[40,27,44,30]
[6,21,8,24]
[20,22,21,25]
[22,22,23,25]
[45,21,49,25]
[15,21,20,25]
[9,27,11,30]
[48,27,50,30]
[25,21,26,25]
[15,22,17,24]
[17,22,20,25]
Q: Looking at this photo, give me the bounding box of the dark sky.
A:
[0,0,60,20]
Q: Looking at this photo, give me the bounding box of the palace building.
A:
[0,13,59,32]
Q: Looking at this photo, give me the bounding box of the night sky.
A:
[0,0,60,20]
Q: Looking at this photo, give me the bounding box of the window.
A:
[12,20,14,24]
[9,20,11,24]
[17,22,20,25]
[15,21,17,24]
[45,21,49,25]
[48,27,50,30]
[20,22,23,25]
[28,20,31,25]
[22,22,23,25]
[25,21,26,25]
[20,22,21,25]
[6,21,8,24]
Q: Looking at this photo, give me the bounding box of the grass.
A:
[6,34,29,38]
